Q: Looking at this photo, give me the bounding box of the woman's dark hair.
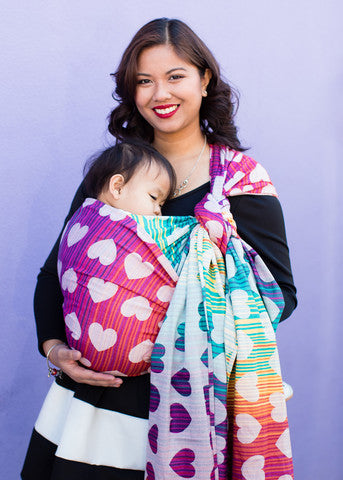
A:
[84,140,176,200]
[109,18,245,151]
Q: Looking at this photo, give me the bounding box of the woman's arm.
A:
[34,181,122,386]
[229,194,297,321]
[34,182,87,353]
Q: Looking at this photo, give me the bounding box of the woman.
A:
[22,18,297,480]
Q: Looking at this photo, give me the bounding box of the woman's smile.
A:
[153,104,180,118]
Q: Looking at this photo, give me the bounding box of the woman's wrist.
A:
[43,339,66,357]
[43,340,66,378]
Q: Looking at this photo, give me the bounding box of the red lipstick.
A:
[152,104,179,118]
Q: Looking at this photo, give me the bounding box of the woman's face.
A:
[135,44,210,139]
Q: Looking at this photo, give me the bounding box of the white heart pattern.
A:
[124,252,154,280]
[259,311,275,341]
[204,196,222,213]
[231,289,251,319]
[67,223,89,247]
[241,455,265,480]
[65,312,81,340]
[229,188,243,195]
[237,330,254,360]
[82,198,96,208]
[88,323,117,352]
[87,239,117,265]
[216,434,226,465]
[205,220,224,241]
[275,428,292,458]
[236,413,262,444]
[226,255,237,279]
[232,238,245,263]
[57,259,62,281]
[87,277,118,303]
[61,268,78,293]
[262,295,280,323]
[210,314,224,344]
[249,163,270,183]
[157,285,175,303]
[269,392,287,423]
[214,396,227,426]
[120,296,152,321]
[136,224,155,243]
[157,254,178,282]
[269,351,282,375]
[235,372,259,402]
[128,340,154,363]
[231,152,243,163]
[166,225,191,244]
[212,352,226,383]
[99,204,127,221]
[224,171,245,191]
[262,184,277,195]
[255,256,275,282]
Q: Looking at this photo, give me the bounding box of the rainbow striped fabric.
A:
[146,145,293,479]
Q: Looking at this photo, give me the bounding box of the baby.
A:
[58,141,181,375]
[84,140,176,215]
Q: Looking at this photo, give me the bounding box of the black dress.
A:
[21,181,296,480]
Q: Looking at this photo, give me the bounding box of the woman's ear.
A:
[108,174,125,199]
[202,69,212,94]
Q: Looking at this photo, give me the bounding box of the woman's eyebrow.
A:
[166,67,187,74]
[137,67,187,76]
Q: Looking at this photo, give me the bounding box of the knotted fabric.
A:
[146,145,294,480]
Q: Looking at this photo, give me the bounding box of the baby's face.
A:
[112,162,170,216]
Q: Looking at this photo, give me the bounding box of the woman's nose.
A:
[152,82,171,102]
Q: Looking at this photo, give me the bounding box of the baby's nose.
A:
[154,205,162,216]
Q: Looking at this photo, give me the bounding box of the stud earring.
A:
[202,90,208,97]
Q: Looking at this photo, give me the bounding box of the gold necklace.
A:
[173,137,207,197]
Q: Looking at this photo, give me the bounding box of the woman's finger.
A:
[45,342,123,387]
[64,363,123,387]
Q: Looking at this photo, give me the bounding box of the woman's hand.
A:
[43,340,123,387]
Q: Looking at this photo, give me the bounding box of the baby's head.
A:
[84,141,176,216]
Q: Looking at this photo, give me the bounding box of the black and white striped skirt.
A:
[21,373,150,479]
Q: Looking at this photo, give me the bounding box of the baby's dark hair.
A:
[83,140,176,200]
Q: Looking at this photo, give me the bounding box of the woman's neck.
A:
[152,129,206,165]
[152,128,211,196]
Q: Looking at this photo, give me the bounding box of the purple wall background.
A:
[1,1,341,478]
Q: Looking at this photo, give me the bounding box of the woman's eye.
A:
[169,74,184,81]
[137,78,151,85]
[149,194,157,200]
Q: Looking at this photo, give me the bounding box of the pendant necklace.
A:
[173,136,207,197]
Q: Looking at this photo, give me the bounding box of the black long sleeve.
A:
[34,182,88,355]
[229,195,297,321]
[34,181,296,355]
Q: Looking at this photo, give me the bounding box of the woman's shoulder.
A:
[212,144,260,170]
[211,144,278,197]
